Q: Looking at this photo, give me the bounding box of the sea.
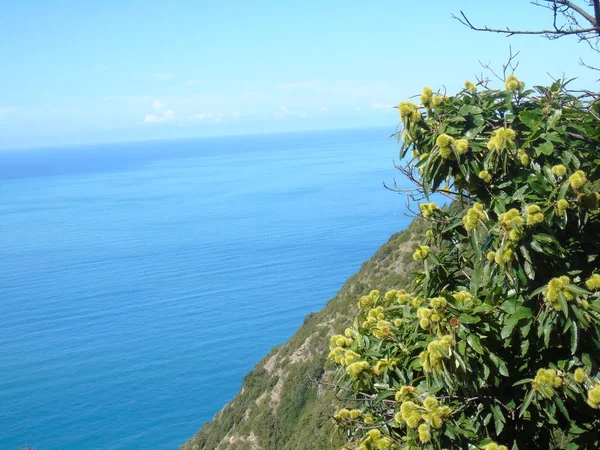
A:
[0,127,414,450]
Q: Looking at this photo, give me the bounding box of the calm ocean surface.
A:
[0,127,413,449]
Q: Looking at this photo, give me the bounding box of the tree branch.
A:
[452,10,599,38]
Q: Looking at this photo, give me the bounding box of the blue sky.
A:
[1,0,598,149]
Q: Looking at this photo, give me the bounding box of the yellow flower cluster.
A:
[585,273,600,291]
[431,95,445,107]
[330,334,353,348]
[373,320,392,339]
[425,229,434,238]
[454,290,473,306]
[357,290,380,310]
[587,383,600,408]
[517,149,530,166]
[499,208,525,241]
[421,87,433,108]
[395,385,417,402]
[366,305,385,321]
[418,423,430,444]
[346,361,370,378]
[505,74,524,91]
[462,202,486,231]
[412,245,430,261]
[478,170,492,183]
[569,170,588,190]
[419,202,439,218]
[574,368,587,383]
[551,164,567,177]
[483,443,509,450]
[333,408,363,422]
[435,134,469,159]
[417,307,432,329]
[464,80,477,93]
[436,133,455,159]
[487,127,516,152]
[532,368,562,398]
[398,101,420,123]
[419,335,453,374]
[397,292,411,304]
[384,290,398,303]
[453,139,469,155]
[416,297,447,330]
[544,276,573,309]
[525,205,544,226]
[395,397,452,442]
[374,358,398,375]
[357,429,395,450]
[556,199,569,215]
[329,347,361,365]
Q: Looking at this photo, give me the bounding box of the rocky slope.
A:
[180,218,426,450]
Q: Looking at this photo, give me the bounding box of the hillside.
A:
[180,217,426,450]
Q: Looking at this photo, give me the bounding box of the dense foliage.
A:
[328,77,600,449]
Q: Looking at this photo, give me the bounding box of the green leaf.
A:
[520,110,542,129]
[566,284,592,296]
[570,320,579,355]
[501,307,533,339]
[467,334,484,354]
[491,404,505,435]
[547,109,562,129]
[554,396,570,420]
[519,389,535,417]
[459,313,481,324]
[490,353,509,376]
[459,105,483,115]
[535,141,554,156]
[558,292,569,319]
[513,378,534,387]
[529,239,544,253]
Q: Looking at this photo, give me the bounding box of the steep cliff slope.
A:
[180,218,426,450]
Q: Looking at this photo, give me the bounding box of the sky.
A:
[1,0,599,149]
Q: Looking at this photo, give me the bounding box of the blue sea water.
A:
[0,127,414,450]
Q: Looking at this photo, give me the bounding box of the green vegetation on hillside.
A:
[328,77,600,449]
[180,219,427,450]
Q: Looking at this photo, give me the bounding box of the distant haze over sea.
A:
[0,127,413,449]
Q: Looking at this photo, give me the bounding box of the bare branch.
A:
[452,10,599,38]
[533,0,598,27]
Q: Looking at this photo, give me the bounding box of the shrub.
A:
[327,77,600,449]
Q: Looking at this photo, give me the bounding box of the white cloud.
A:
[371,102,394,109]
[184,80,204,86]
[320,106,328,112]
[144,109,176,123]
[152,100,164,111]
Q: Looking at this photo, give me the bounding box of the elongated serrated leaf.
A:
[519,389,535,417]
[570,320,579,355]
[558,292,569,319]
[555,396,570,420]
[467,334,484,354]
[491,404,505,435]
[513,378,534,387]
[566,284,592,296]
